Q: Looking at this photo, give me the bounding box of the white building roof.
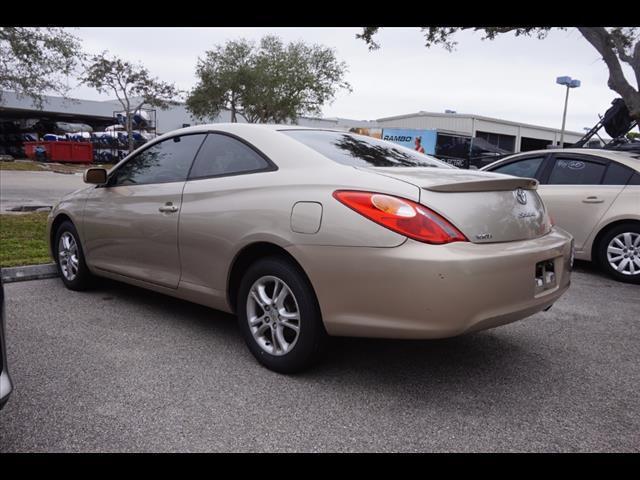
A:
[375,110,584,137]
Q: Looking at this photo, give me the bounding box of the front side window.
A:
[188,133,271,179]
[281,129,452,168]
[492,156,545,179]
[110,134,206,186]
[547,157,606,185]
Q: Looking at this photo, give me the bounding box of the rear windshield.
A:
[280,129,453,169]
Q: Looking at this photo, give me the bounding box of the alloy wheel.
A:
[606,232,640,276]
[58,232,79,281]
[246,275,301,356]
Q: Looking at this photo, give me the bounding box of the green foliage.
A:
[0,161,46,171]
[357,27,640,121]
[357,27,555,51]
[80,52,181,151]
[187,35,351,124]
[0,27,82,108]
[81,52,181,110]
[0,212,51,267]
[186,39,255,123]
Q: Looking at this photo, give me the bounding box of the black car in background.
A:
[433,133,512,169]
[1,279,13,409]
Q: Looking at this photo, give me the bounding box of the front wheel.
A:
[54,221,94,291]
[597,223,640,284]
[237,257,327,373]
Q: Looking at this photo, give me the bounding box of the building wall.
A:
[0,91,114,120]
[377,115,474,134]
[1,91,586,151]
[375,112,583,152]
[154,104,341,134]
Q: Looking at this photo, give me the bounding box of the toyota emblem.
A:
[515,188,527,205]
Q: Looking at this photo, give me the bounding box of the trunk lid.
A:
[362,167,552,243]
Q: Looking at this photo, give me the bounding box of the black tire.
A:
[596,223,640,284]
[54,221,94,291]
[237,256,327,374]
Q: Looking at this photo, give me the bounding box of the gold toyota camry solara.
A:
[48,124,573,373]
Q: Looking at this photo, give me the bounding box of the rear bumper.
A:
[287,227,573,339]
[0,370,12,410]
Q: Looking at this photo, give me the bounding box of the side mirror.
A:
[84,168,108,185]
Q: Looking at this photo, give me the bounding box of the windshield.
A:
[280,129,453,169]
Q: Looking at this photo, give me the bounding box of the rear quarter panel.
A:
[581,184,640,261]
[176,164,420,306]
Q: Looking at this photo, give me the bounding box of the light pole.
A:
[556,76,581,147]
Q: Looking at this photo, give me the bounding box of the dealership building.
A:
[0,90,584,161]
[371,111,583,151]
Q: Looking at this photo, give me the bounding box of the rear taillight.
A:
[333,190,468,244]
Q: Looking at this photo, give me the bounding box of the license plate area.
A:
[535,258,557,293]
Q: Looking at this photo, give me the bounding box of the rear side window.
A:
[547,158,606,185]
[491,156,544,179]
[189,133,271,179]
[281,129,452,168]
[602,162,634,185]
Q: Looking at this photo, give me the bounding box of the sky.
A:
[66,27,635,134]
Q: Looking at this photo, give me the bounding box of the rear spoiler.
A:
[424,177,538,193]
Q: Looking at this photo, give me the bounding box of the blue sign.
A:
[381,128,437,155]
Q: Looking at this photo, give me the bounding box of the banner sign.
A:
[349,127,383,139]
[381,128,437,155]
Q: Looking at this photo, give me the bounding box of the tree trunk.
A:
[625,93,640,122]
[230,92,237,123]
[127,110,134,153]
[577,28,640,122]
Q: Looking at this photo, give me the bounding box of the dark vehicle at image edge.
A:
[1,279,13,409]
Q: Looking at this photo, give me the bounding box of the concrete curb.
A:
[1,263,59,283]
[6,205,52,212]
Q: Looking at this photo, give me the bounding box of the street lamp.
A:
[556,76,581,147]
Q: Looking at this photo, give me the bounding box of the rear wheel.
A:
[597,223,640,284]
[237,256,326,373]
[54,221,94,291]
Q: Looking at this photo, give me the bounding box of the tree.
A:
[0,27,82,108]
[186,35,351,124]
[81,52,181,152]
[357,27,640,123]
[186,39,255,124]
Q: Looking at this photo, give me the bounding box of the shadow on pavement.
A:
[90,275,550,405]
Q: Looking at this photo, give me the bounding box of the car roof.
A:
[485,148,640,171]
[166,123,340,135]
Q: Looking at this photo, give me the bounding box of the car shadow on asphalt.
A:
[572,259,609,280]
[91,276,553,399]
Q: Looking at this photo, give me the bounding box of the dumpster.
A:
[24,141,93,164]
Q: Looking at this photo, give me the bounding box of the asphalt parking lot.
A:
[0,170,84,212]
[0,262,638,452]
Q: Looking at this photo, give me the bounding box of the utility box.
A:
[24,141,93,164]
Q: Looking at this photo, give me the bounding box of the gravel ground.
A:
[1,261,638,452]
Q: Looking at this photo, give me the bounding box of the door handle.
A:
[159,202,179,213]
[582,196,604,204]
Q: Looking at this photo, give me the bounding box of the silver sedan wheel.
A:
[246,275,301,356]
[607,232,640,276]
[58,232,79,281]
